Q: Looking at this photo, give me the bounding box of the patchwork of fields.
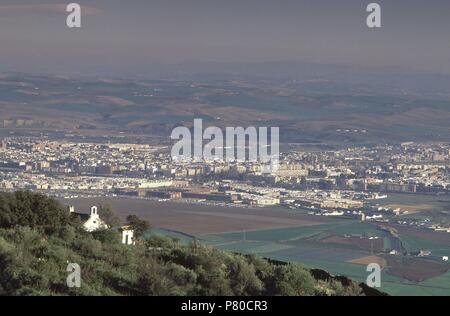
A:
[195,221,450,296]
[3,74,450,143]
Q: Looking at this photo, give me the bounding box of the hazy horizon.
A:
[1,0,450,77]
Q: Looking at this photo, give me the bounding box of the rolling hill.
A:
[1,70,449,144]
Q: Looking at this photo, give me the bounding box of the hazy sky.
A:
[1,0,450,76]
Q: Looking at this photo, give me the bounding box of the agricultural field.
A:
[394,225,450,257]
[63,197,342,235]
[368,193,450,216]
[3,74,450,143]
[201,221,450,296]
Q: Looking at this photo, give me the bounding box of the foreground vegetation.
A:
[0,191,367,296]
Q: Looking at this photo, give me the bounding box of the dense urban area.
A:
[1,138,449,233]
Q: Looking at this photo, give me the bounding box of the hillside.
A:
[0,191,378,296]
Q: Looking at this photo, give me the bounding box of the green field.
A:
[369,193,450,212]
[205,223,339,242]
[149,220,450,295]
[200,221,450,296]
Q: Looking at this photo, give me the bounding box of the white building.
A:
[257,197,280,206]
[120,225,135,245]
[69,205,108,232]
